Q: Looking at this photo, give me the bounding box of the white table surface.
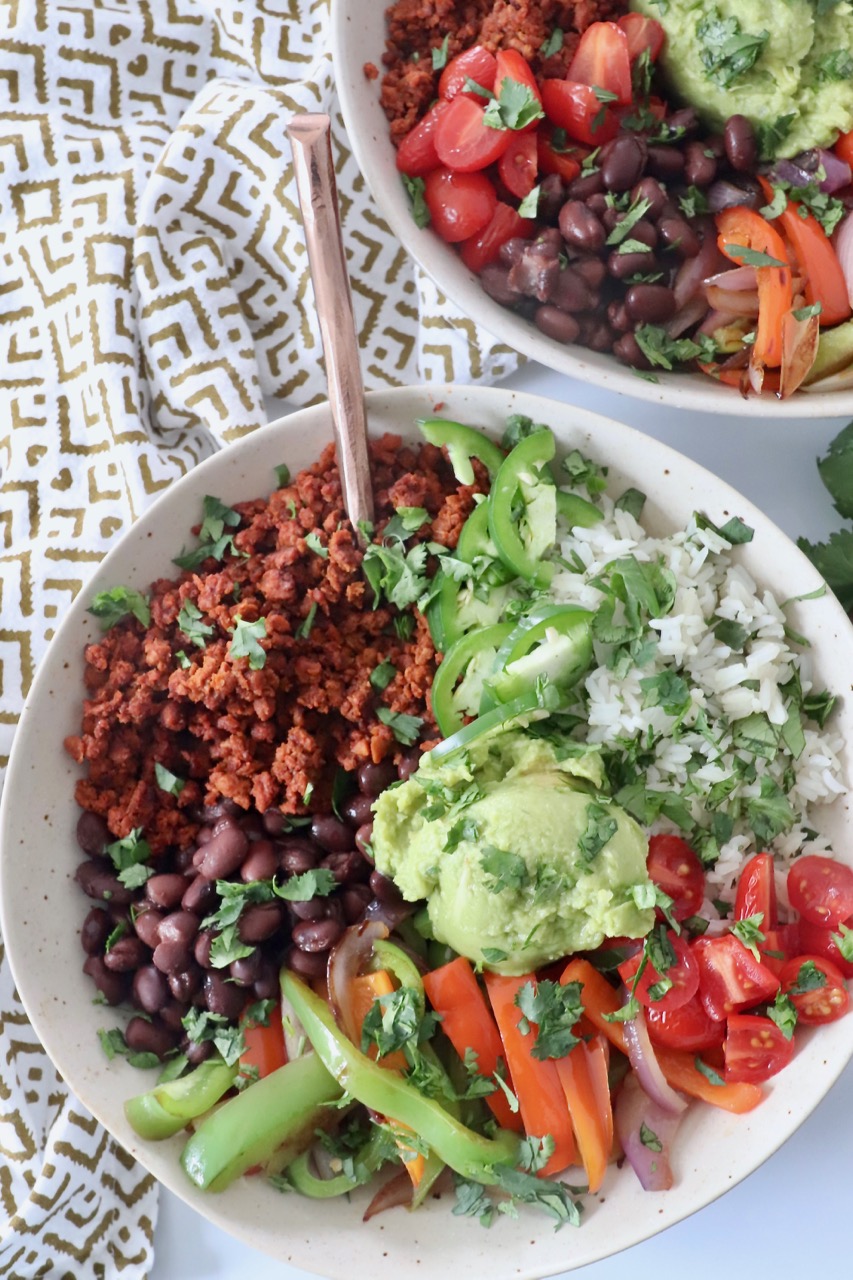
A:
[150,361,853,1279]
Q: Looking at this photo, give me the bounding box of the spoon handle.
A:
[288,114,375,541]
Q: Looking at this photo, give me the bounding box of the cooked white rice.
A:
[549,491,845,906]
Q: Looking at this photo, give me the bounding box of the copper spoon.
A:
[288,113,374,544]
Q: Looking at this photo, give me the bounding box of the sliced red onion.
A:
[615,1072,685,1192]
[705,284,759,316]
[707,179,760,213]
[835,210,853,307]
[772,149,851,194]
[666,294,709,338]
[673,233,724,309]
[779,308,820,399]
[697,307,745,337]
[621,1006,688,1116]
[703,266,757,292]
[327,920,389,1045]
[772,159,814,191]
[817,148,852,192]
[363,1169,414,1221]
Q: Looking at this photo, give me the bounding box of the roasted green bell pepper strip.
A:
[285,1127,391,1199]
[181,1051,341,1192]
[555,490,604,529]
[488,430,558,586]
[428,688,547,763]
[426,502,512,654]
[125,1058,238,1141]
[431,621,514,737]
[281,970,521,1183]
[418,418,505,486]
[480,605,593,710]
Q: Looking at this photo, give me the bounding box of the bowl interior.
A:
[3,383,853,1279]
[330,2,853,420]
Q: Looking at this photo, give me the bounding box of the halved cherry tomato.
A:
[435,94,512,172]
[439,45,497,101]
[537,128,585,182]
[724,1013,795,1083]
[423,167,497,242]
[780,953,850,1024]
[395,100,450,177]
[493,48,544,133]
[836,128,853,170]
[647,833,705,922]
[541,79,619,147]
[459,200,534,272]
[616,14,666,62]
[567,21,632,106]
[758,923,800,977]
[734,851,777,928]
[618,930,699,1013]
[644,991,725,1052]
[498,130,538,198]
[787,854,853,928]
[796,914,853,979]
[692,934,780,1021]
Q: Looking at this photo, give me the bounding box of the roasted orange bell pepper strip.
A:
[239,1002,287,1080]
[757,176,851,327]
[553,1031,612,1193]
[485,972,578,1176]
[716,206,792,368]
[423,957,523,1132]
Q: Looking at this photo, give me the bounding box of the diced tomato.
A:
[734,851,777,928]
[724,1013,795,1083]
[423,167,497,242]
[692,934,780,1022]
[498,130,538,198]
[435,94,512,172]
[787,854,853,928]
[836,129,853,170]
[780,954,850,1025]
[759,923,800,977]
[439,45,497,101]
[644,991,725,1052]
[796,914,853,979]
[459,200,533,272]
[537,128,585,182]
[541,79,619,147]
[647,834,706,922]
[567,21,632,106]
[493,48,544,133]
[616,13,666,62]
[618,930,699,1013]
[395,100,450,177]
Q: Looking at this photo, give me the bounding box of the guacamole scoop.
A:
[630,0,853,158]
[371,730,654,975]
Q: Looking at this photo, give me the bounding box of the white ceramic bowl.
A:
[2,384,853,1278]
[331,2,853,420]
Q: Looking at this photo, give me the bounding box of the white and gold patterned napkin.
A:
[0,2,519,1273]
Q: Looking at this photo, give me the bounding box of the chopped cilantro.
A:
[173,495,244,570]
[296,602,318,639]
[97,1027,160,1071]
[105,828,152,889]
[722,243,787,270]
[577,801,618,867]
[273,867,337,901]
[375,705,423,746]
[177,598,215,648]
[615,488,646,520]
[755,113,795,161]
[481,947,509,965]
[561,448,608,496]
[541,28,564,57]
[695,511,754,544]
[483,78,544,131]
[730,912,766,960]
[634,324,717,370]
[766,993,798,1040]
[208,925,256,969]
[697,10,768,89]
[88,586,151,630]
[370,659,397,692]
[402,175,430,228]
[694,1055,726,1086]
[229,614,267,669]
[605,196,652,246]
[181,1008,245,1066]
[154,762,185,796]
[444,816,480,853]
[480,845,528,893]
[515,979,584,1060]
[640,1122,663,1151]
[678,186,710,219]
[517,184,540,219]
[274,463,291,487]
[431,34,450,69]
[304,531,328,558]
[786,959,827,995]
[175,649,192,669]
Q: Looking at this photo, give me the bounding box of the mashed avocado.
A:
[372,729,654,975]
[630,0,853,157]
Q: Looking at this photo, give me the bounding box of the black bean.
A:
[355,823,374,861]
[357,761,396,797]
[203,972,247,1020]
[322,850,369,884]
[658,216,701,259]
[199,799,240,823]
[667,107,700,137]
[82,954,127,1005]
[583,319,615,353]
[550,267,594,313]
[241,839,278,883]
[646,146,686,181]
[342,883,373,924]
[146,873,188,910]
[253,959,280,1000]
[76,811,108,856]
[184,1038,213,1066]
[586,192,609,218]
[600,135,647,192]
[169,966,202,1002]
[397,751,421,782]
[261,808,288,836]
[81,907,112,955]
[173,846,196,872]
[723,114,757,174]
[310,815,352,853]
[537,173,565,223]
[75,858,134,905]
[230,951,262,987]
[627,219,658,249]
[199,825,249,880]
[498,236,528,267]
[573,257,607,289]
[707,178,761,212]
[291,918,344,953]
[152,939,191,975]
[181,875,216,916]
[608,250,659,280]
[103,935,149,972]
[369,870,404,906]
[343,793,375,827]
[194,929,215,969]
[159,999,189,1032]
[280,838,320,875]
[158,911,199,947]
[566,169,604,200]
[125,1015,178,1061]
[133,965,170,1014]
[534,305,581,344]
[480,263,519,306]
[601,206,622,234]
[612,332,652,369]
[558,200,605,253]
[134,905,164,950]
[285,945,328,980]
[683,141,717,187]
[625,283,676,324]
[607,300,631,333]
[289,896,328,921]
[196,827,213,846]
[238,902,284,943]
[631,176,669,221]
[239,813,265,841]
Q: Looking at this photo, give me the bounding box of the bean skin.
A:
[169,966,203,1002]
[625,283,676,324]
[194,929,215,969]
[152,938,193,975]
[310,816,352,853]
[724,114,757,174]
[158,911,199,947]
[573,257,607,289]
[81,907,112,955]
[613,332,652,369]
[238,902,284,943]
[103,935,149,972]
[76,811,108,856]
[608,249,659,280]
[559,200,606,253]
[397,751,421,782]
[607,300,631,333]
[646,146,685,181]
[369,870,404,906]
[198,825,249,880]
[357,761,396,797]
[240,840,278,883]
[134,906,164,949]
[181,875,216,916]
[203,972,247,1021]
[683,141,717,187]
[534,305,581,344]
[289,896,329,922]
[229,951,262,987]
[82,955,127,1005]
[185,1038,213,1066]
[480,264,519,306]
[253,960,280,1000]
[146,873,187,910]
[285,945,328,981]
[75,858,134,905]
[125,1015,178,1060]
[600,135,647,192]
[630,176,668,221]
[322,850,369,884]
[280,838,320,876]
[566,169,604,201]
[342,793,375,828]
[291,918,344,953]
[341,883,373,924]
[355,823,374,860]
[132,965,170,1014]
[657,216,701,259]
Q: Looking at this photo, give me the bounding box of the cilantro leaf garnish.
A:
[154,762,185,796]
[483,77,544,131]
[296,602,318,639]
[723,243,787,270]
[181,1008,245,1066]
[173,495,244,570]
[517,184,541,219]
[208,925,256,969]
[694,1055,726,1086]
[274,463,291,487]
[786,959,827,995]
[730,912,766,960]
[577,801,618,867]
[177,598,215,648]
[634,323,717,370]
[375,706,423,746]
[402,174,430,228]
[444,816,480,853]
[697,10,768,88]
[766,992,797,1040]
[97,1027,160,1071]
[229,615,267,669]
[541,28,564,57]
[515,979,584,1060]
[88,586,151,630]
[369,660,397,691]
[480,845,528,894]
[105,828,151,886]
[273,867,337,901]
[304,531,328,559]
[431,34,450,69]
